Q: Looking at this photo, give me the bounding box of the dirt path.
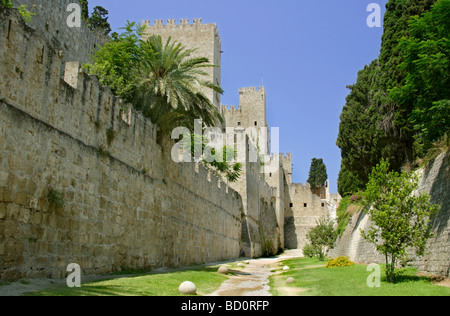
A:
[207,250,303,297]
[206,258,278,296]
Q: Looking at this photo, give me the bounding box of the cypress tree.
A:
[307,158,328,188]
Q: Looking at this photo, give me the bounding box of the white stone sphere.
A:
[218,266,229,275]
[179,281,197,295]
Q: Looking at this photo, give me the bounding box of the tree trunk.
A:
[385,253,396,283]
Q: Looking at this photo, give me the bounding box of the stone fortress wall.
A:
[0,5,242,280]
[0,1,341,280]
[18,0,107,65]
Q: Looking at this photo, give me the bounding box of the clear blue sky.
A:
[89,0,388,193]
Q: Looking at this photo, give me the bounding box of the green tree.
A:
[307,158,328,188]
[375,0,437,167]
[362,159,440,283]
[389,0,450,150]
[303,217,336,261]
[88,6,111,35]
[337,61,388,191]
[337,0,440,193]
[180,133,242,183]
[337,164,365,197]
[84,21,144,103]
[80,0,89,21]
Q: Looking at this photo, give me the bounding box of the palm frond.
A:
[133,34,224,133]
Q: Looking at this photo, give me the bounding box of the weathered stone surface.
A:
[284,183,340,251]
[0,6,242,280]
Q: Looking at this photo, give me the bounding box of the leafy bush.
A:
[336,194,366,237]
[1,0,35,23]
[326,256,355,268]
[302,244,318,258]
[303,217,336,261]
[349,193,363,203]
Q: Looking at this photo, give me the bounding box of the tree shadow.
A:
[381,268,436,285]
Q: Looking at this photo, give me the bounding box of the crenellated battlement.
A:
[143,18,205,27]
[222,105,241,112]
[239,86,265,94]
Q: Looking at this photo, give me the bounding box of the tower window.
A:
[304,203,308,208]
[321,203,325,207]
[254,121,258,126]
[290,203,293,208]
[238,122,241,126]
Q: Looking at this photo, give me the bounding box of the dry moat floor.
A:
[0,250,449,296]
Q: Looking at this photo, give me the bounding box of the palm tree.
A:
[133,35,224,135]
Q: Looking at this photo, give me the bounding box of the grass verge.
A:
[25,266,228,296]
[270,257,450,296]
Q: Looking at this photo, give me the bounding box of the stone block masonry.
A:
[284,183,331,251]
[0,7,242,280]
[18,0,107,65]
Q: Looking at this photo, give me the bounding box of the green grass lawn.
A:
[270,257,450,296]
[26,266,228,296]
[23,257,450,296]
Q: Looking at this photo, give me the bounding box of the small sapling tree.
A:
[362,159,440,283]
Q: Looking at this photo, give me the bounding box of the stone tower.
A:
[142,19,222,111]
[222,87,270,154]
